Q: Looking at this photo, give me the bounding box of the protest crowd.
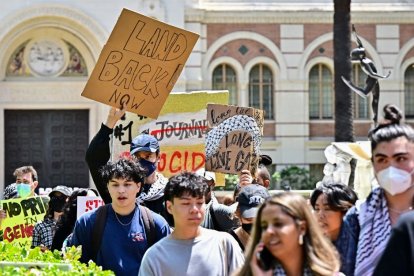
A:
[0,103,414,276]
[2,6,414,276]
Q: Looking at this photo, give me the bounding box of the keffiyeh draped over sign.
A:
[355,187,391,275]
[205,115,261,158]
[205,104,264,175]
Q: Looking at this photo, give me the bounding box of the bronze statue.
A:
[341,25,391,124]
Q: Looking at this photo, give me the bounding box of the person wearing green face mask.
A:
[1,166,39,223]
[13,165,39,198]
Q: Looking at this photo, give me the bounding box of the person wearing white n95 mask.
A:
[376,166,414,196]
[339,104,414,276]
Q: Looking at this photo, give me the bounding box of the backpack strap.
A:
[91,204,109,263]
[91,204,155,263]
[139,205,156,248]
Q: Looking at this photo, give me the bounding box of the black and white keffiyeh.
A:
[205,115,261,158]
[355,187,391,276]
[136,172,168,203]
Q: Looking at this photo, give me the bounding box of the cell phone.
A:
[256,246,274,271]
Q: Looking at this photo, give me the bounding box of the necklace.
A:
[114,209,135,226]
[388,206,413,214]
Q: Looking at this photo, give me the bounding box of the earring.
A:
[299,234,304,245]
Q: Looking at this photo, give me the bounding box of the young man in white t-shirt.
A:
[139,172,245,276]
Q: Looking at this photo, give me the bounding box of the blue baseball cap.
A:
[130,134,160,155]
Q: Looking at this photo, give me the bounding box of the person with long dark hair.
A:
[32,186,71,250]
[51,188,98,251]
[340,104,414,276]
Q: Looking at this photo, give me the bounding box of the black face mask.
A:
[241,223,253,234]
[49,197,66,212]
[139,159,157,176]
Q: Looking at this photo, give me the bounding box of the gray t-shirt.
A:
[138,228,245,276]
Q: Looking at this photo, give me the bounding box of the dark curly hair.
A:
[369,104,414,152]
[164,171,209,202]
[99,158,146,185]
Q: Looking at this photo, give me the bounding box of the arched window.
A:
[249,64,274,120]
[309,64,333,119]
[352,64,370,119]
[212,64,237,105]
[405,64,414,118]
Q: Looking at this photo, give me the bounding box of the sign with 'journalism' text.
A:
[82,8,199,119]
[0,196,48,247]
[111,91,229,184]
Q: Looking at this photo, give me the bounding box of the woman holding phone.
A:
[236,192,340,276]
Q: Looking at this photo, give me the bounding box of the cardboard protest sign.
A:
[111,90,229,184]
[0,196,48,246]
[82,9,200,119]
[76,196,104,219]
[205,104,264,175]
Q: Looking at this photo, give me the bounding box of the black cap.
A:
[259,155,272,166]
[49,185,71,197]
[237,184,270,218]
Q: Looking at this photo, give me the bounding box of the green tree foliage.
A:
[277,166,317,190]
[223,174,239,190]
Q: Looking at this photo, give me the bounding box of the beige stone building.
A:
[1,0,414,191]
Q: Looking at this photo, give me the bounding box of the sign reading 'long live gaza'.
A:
[82,9,199,119]
[205,104,264,175]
